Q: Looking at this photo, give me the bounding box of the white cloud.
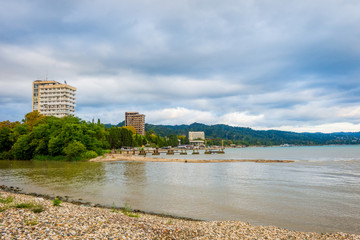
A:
[220,112,264,127]
[145,107,216,125]
[264,122,360,133]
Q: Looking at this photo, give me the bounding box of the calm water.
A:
[0,145,359,234]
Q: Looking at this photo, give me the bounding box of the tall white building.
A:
[32,80,76,117]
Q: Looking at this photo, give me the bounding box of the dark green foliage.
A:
[145,122,360,146]
[3,112,359,162]
[16,202,35,208]
[64,140,86,160]
[0,126,13,152]
[108,127,134,148]
[82,150,98,160]
[1,113,108,161]
[167,134,179,147]
[0,151,12,160]
[12,134,34,160]
[52,198,62,206]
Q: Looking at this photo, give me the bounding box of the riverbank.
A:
[89,153,295,163]
[1,190,359,239]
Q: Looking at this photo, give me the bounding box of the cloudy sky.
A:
[0,0,360,133]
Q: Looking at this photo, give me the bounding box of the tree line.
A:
[145,122,360,146]
[0,112,189,161]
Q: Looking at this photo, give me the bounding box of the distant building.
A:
[32,80,76,117]
[125,112,145,136]
[189,131,205,145]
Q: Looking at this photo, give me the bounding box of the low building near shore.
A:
[189,131,205,147]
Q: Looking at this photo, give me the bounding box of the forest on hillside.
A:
[143,122,360,146]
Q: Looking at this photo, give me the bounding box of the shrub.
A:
[64,141,86,161]
[0,151,12,160]
[52,198,62,206]
[82,150,98,160]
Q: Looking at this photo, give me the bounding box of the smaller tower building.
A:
[125,112,145,136]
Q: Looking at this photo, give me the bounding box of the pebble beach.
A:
[1,190,359,239]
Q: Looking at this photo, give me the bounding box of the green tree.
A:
[64,141,86,160]
[0,126,13,153]
[23,111,45,130]
[12,134,34,160]
[121,127,134,147]
[108,127,123,149]
[167,134,178,147]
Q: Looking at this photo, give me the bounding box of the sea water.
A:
[0,145,359,234]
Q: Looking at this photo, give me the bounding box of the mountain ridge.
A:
[105,121,360,146]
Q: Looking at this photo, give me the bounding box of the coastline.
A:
[1,189,359,239]
[89,153,295,163]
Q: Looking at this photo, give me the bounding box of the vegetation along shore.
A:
[1,111,360,161]
[1,189,359,239]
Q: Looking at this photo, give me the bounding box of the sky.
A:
[0,0,360,133]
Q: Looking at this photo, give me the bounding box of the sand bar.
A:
[89,153,294,163]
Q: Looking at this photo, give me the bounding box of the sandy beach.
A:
[89,153,295,163]
[1,190,359,239]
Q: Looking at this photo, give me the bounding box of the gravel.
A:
[1,190,359,239]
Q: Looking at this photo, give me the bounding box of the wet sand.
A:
[89,153,294,163]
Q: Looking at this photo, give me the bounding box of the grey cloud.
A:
[1,0,360,132]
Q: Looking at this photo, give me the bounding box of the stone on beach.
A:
[1,190,359,239]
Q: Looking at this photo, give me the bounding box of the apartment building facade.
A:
[125,112,145,136]
[32,80,76,117]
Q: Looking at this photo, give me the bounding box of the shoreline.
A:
[89,153,295,163]
[1,189,359,239]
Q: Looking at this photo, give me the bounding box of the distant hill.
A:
[105,122,360,146]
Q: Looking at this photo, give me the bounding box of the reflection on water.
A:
[0,145,360,234]
[0,160,106,198]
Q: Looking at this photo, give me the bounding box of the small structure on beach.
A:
[189,131,205,147]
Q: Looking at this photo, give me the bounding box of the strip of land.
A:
[0,190,358,239]
[89,153,294,163]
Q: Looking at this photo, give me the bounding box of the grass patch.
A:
[16,202,35,209]
[122,203,140,218]
[15,202,44,213]
[110,201,118,213]
[32,205,44,213]
[52,198,62,206]
[24,217,39,226]
[0,196,14,204]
